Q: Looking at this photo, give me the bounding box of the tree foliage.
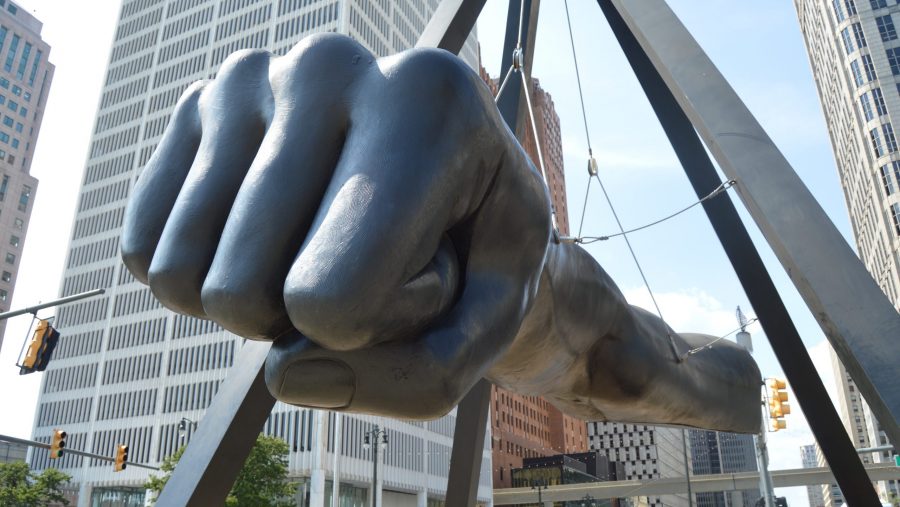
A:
[145,434,297,506]
[0,461,71,507]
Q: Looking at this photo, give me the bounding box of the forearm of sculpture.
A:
[489,242,762,434]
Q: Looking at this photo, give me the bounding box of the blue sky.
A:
[0,1,864,506]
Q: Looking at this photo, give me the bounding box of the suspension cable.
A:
[564,0,593,157]
[573,180,735,244]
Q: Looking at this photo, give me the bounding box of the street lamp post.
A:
[531,479,547,505]
[177,417,197,440]
[363,425,388,507]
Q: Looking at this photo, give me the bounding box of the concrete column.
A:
[309,410,327,507]
[417,488,427,507]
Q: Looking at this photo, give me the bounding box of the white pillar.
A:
[417,488,427,507]
[309,410,328,507]
[331,413,342,506]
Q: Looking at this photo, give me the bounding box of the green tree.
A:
[145,434,297,506]
[0,461,71,507]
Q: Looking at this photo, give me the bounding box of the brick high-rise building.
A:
[0,1,53,349]
[478,68,588,488]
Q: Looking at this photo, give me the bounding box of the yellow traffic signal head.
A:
[114,444,129,472]
[766,378,787,390]
[50,429,67,459]
[771,418,786,431]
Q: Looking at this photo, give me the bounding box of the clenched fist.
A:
[122,34,760,432]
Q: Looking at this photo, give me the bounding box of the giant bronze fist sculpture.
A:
[121,34,761,433]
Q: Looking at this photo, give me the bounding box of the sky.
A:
[0,1,874,506]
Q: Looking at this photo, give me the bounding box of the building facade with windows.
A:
[29,1,486,506]
[794,1,900,502]
[688,429,758,507]
[0,1,53,350]
[587,422,690,507]
[801,444,827,507]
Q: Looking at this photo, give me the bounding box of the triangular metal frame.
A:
[156,0,898,505]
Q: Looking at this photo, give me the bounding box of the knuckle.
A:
[216,48,272,80]
[147,258,205,318]
[200,277,290,340]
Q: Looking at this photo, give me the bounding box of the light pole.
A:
[531,478,547,505]
[177,417,197,440]
[363,425,388,507]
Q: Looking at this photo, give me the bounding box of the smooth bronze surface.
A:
[122,34,760,434]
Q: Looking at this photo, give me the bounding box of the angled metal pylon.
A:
[598,0,890,503]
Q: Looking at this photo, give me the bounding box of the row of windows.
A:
[121,0,160,21]
[869,122,898,157]
[215,4,272,41]
[115,6,162,42]
[96,388,157,420]
[90,125,139,158]
[860,87,888,121]
[102,352,162,385]
[106,52,154,87]
[118,262,137,285]
[77,178,130,213]
[72,206,124,240]
[108,317,166,350]
[278,0,328,16]
[349,4,389,57]
[56,296,108,328]
[112,287,162,317]
[274,3,339,44]
[152,54,206,89]
[84,152,134,185]
[95,101,144,135]
[877,14,898,43]
[167,0,203,18]
[66,236,119,269]
[35,397,92,427]
[891,203,900,236]
[211,30,270,69]
[0,26,41,84]
[162,6,214,41]
[159,31,209,65]
[879,161,900,197]
[841,22,867,55]
[142,114,169,141]
[110,30,157,64]
[51,329,103,360]
[99,76,148,110]
[162,379,221,413]
[61,266,113,297]
[42,362,97,393]
[167,339,235,376]
[173,313,223,339]
[90,426,153,468]
[427,413,455,437]
[149,84,189,114]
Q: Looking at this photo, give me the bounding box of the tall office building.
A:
[688,430,758,507]
[794,1,900,502]
[815,441,845,507]
[801,444,827,507]
[0,1,53,350]
[588,422,690,507]
[29,2,488,506]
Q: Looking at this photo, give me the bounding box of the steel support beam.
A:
[156,340,274,506]
[597,0,881,503]
[415,0,486,54]
[496,0,541,139]
[605,0,900,446]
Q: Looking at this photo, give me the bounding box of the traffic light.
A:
[19,319,61,375]
[114,444,129,472]
[49,429,66,459]
[767,378,790,431]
